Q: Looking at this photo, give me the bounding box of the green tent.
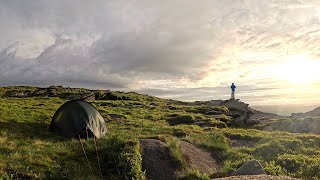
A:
[50,100,107,139]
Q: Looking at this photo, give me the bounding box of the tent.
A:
[50,100,107,138]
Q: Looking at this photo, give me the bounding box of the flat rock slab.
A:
[139,139,179,180]
[179,141,220,175]
[213,175,301,180]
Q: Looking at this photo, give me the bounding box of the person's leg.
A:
[231,90,235,99]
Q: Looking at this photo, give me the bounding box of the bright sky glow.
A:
[272,55,320,85]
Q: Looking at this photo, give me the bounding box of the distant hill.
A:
[291,106,320,118]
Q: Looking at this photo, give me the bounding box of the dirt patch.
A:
[139,139,179,180]
[179,141,220,175]
[213,175,301,180]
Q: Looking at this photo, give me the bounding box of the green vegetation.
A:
[178,170,210,180]
[165,136,188,169]
[0,86,320,179]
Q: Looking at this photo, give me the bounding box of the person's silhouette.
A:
[230,83,236,100]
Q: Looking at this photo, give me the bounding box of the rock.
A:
[81,93,95,101]
[48,85,63,89]
[32,88,58,97]
[222,99,249,111]
[93,90,110,100]
[179,141,219,175]
[139,139,179,180]
[221,99,253,125]
[32,89,48,96]
[67,92,95,101]
[3,90,32,98]
[231,160,266,176]
[207,100,224,106]
[263,126,273,131]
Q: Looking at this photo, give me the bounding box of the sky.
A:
[1,0,320,110]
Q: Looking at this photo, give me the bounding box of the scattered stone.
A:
[231,160,266,176]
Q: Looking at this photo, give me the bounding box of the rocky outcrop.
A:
[231,160,266,176]
[66,92,95,101]
[191,99,257,126]
[220,99,254,126]
[3,90,32,98]
[2,86,113,101]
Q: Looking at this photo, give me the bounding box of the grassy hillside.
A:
[0,86,319,179]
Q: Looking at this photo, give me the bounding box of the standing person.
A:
[231,83,236,100]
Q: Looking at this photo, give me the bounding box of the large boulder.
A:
[221,99,253,125]
[231,159,266,176]
[139,139,179,180]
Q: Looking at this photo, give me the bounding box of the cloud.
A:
[0,0,320,105]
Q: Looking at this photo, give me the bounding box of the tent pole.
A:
[78,134,95,178]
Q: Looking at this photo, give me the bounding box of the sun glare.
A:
[272,55,320,84]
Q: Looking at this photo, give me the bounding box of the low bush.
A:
[276,154,320,179]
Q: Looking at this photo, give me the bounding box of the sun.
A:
[272,55,320,84]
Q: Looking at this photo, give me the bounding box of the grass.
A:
[165,136,188,170]
[0,86,320,179]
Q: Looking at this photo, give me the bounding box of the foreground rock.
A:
[139,139,179,180]
[231,160,266,176]
[179,141,220,175]
[214,175,301,180]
